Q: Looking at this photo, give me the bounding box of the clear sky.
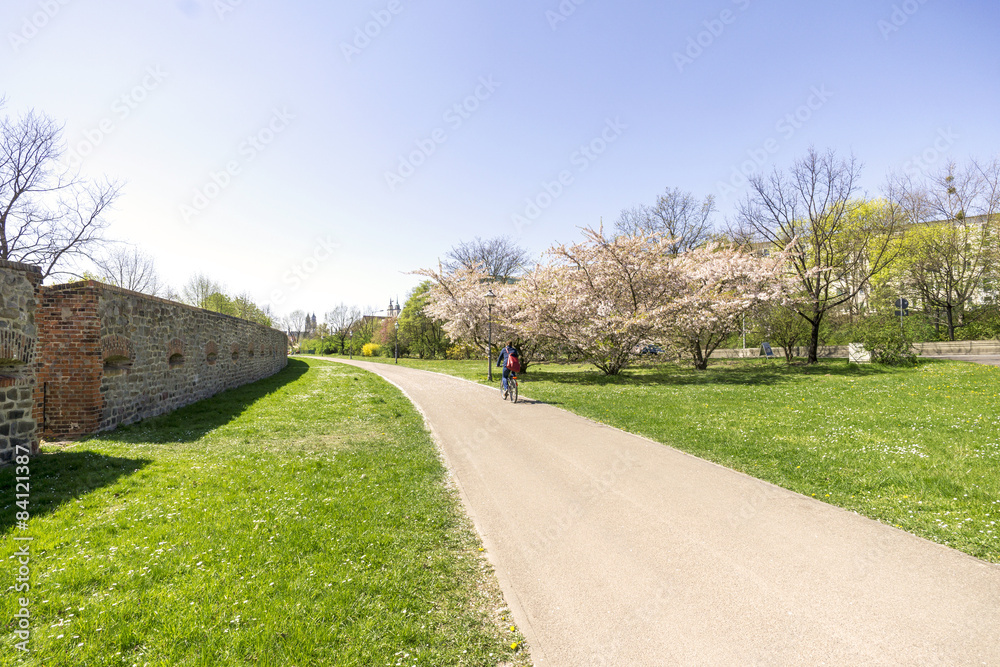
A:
[2,0,998,320]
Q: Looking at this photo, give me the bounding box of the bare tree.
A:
[736,148,905,363]
[92,245,161,295]
[279,309,307,345]
[443,236,530,282]
[161,285,181,302]
[615,187,716,254]
[0,103,123,278]
[902,159,1000,340]
[181,273,223,309]
[325,303,354,353]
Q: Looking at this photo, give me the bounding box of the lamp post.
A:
[349,330,353,359]
[391,299,401,364]
[485,289,496,382]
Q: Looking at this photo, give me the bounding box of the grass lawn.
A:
[1,358,527,666]
[336,354,1000,563]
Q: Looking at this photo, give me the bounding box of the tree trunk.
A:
[807,319,821,364]
[693,342,708,371]
[946,306,956,341]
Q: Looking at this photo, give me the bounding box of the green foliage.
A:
[754,304,811,362]
[399,282,450,359]
[856,313,918,365]
[198,291,273,327]
[958,305,1000,340]
[447,343,479,360]
[298,337,338,355]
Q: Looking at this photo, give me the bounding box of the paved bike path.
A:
[328,359,1000,666]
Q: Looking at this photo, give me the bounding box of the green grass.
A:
[347,355,1000,563]
[1,359,527,666]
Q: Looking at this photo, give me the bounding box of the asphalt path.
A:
[325,359,1000,666]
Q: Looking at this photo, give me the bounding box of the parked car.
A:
[638,345,664,355]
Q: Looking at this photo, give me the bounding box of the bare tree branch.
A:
[92,244,161,295]
[442,236,531,282]
[615,187,716,254]
[0,104,123,278]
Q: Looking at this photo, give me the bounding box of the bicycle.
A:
[502,372,518,403]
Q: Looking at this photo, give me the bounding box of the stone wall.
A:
[713,345,848,359]
[0,260,43,464]
[35,281,288,439]
[715,341,1000,360]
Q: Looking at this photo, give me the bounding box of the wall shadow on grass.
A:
[100,359,310,445]
[1,361,310,536]
[531,359,899,388]
[0,450,151,535]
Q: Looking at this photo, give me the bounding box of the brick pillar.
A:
[34,283,103,439]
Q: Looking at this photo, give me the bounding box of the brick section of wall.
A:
[34,282,104,439]
[0,260,43,463]
[36,282,288,439]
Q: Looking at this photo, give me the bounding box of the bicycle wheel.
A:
[510,377,518,403]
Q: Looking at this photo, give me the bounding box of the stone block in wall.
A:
[0,259,42,463]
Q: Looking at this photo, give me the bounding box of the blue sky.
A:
[2,0,997,319]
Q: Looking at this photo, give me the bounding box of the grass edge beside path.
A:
[1,358,530,666]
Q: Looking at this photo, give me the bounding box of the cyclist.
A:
[496,341,520,397]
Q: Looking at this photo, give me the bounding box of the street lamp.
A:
[349,330,354,359]
[391,298,401,364]
[485,289,496,382]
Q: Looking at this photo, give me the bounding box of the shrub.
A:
[446,344,478,360]
[362,343,381,357]
[858,313,918,365]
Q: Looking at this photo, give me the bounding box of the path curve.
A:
[326,359,1000,666]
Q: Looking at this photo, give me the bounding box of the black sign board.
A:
[760,342,775,358]
[895,298,909,317]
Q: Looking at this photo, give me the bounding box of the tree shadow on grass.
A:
[530,359,898,388]
[100,359,311,445]
[0,450,151,535]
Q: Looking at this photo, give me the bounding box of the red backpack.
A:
[505,350,520,373]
